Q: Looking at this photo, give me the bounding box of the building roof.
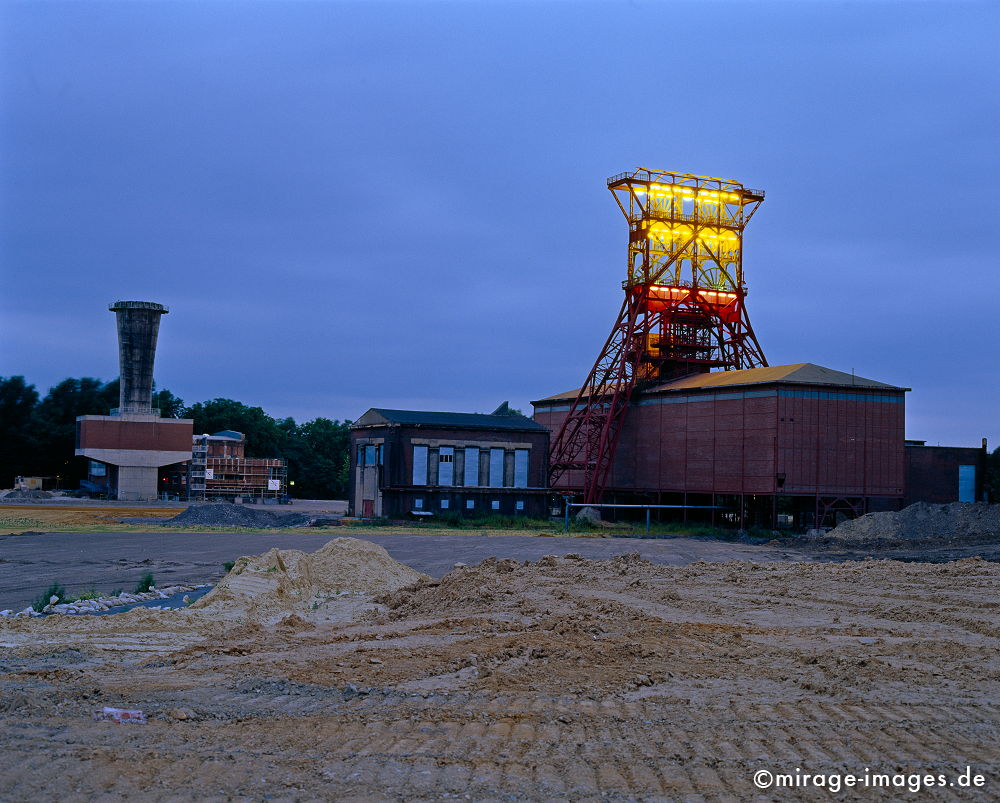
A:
[352,408,548,432]
[198,430,244,440]
[533,363,908,404]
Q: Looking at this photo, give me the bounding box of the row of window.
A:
[413,445,529,488]
[414,497,526,511]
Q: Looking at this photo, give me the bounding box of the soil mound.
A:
[165,503,312,529]
[820,502,1000,548]
[191,537,426,620]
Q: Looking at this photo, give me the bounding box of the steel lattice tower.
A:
[549,168,768,503]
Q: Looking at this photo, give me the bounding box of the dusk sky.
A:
[1,1,997,447]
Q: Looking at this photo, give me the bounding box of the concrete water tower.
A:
[75,301,193,501]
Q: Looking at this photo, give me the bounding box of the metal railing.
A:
[562,502,727,533]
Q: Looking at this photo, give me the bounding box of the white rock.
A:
[182,595,190,604]
[18,607,33,616]
[49,595,60,605]
[0,610,12,617]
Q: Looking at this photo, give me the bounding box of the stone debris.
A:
[0,584,209,618]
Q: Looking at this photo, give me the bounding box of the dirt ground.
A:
[1,540,998,800]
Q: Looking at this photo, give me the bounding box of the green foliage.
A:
[4,375,352,500]
[0,375,183,488]
[223,561,236,572]
[32,581,66,612]
[110,589,123,597]
[184,398,284,457]
[73,588,101,601]
[0,376,40,487]
[134,573,155,594]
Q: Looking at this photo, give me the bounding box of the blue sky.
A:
[1,1,997,447]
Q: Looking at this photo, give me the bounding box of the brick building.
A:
[904,441,987,505]
[349,407,550,519]
[533,363,908,528]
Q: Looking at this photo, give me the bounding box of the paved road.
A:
[0,530,806,611]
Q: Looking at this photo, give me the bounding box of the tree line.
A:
[0,376,351,499]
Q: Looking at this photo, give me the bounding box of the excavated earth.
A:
[1,538,998,800]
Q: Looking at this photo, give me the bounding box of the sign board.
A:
[205,469,214,480]
[267,479,280,491]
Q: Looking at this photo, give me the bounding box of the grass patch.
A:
[0,516,44,529]
[31,581,67,612]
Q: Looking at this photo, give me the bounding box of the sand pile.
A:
[165,503,313,529]
[379,552,653,621]
[192,537,426,620]
[819,501,1000,548]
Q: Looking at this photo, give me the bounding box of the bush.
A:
[133,573,155,594]
[31,581,66,612]
[223,561,235,572]
[74,587,100,601]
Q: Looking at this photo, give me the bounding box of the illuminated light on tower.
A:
[549,168,768,503]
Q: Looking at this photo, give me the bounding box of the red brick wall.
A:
[78,418,193,452]
[534,385,905,497]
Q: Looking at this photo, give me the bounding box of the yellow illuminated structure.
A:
[549,167,768,502]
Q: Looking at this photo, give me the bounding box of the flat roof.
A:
[533,363,909,404]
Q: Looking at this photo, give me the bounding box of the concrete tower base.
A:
[115,466,160,502]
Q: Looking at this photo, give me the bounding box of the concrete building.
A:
[76,301,193,501]
[533,363,908,528]
[350,406,550,519]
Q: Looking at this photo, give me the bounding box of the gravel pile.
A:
[817,502,1000,548]
[1,489,53,500]
[165,503,314,529]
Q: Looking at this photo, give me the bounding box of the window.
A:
[466,499,475,510]
[515,500,524,511]
[464,447,480,486]
[439,446,454,486]
[364,445,376,467]
[514,449,529,488]
[491,500,500,511]
[414,498,423,509]
[489,448,504,487]
[440,499,450,509]
[412,445,428,485]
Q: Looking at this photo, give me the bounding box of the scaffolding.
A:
[186,435,287,501]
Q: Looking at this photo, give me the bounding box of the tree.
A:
[152,387,185,418]
[0,376,40,486]
[286,418,352,499]
[31,377,111,485]
[183,398,284,457]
